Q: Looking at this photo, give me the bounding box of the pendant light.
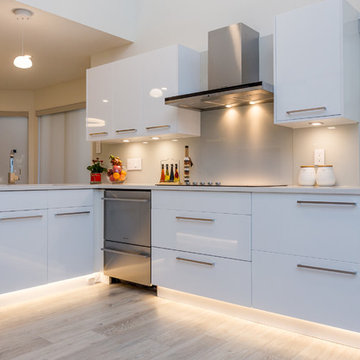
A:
[12,8,33,69]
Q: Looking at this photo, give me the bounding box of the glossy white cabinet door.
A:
[48,207,94,282]
[275,0,341,123]
[275,0,360,127]
[152,247,251,306]
[152,209,251,260]
[86,63,113,141]
[252,250,360,332]
[141,45,201,139]
[112,56,142,140]
[252,193,360,263]
[0,210,47,294]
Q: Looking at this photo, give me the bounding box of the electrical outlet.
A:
[127,158,142,170]
[314,148,325,165]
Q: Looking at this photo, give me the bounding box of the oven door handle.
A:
[102,198,149,203]
[101,247,150,258]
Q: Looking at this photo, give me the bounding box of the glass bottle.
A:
[165,164,170,182]
[174,164,179,183]
[170,164,175,182]
[184,145,193,185]
[160,164,165,183]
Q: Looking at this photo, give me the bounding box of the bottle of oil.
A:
[165,164,170,182]
[160,164,165,183]
[174,164,179,183]
[170,164,175,182]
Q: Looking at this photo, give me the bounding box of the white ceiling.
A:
[0,0,130,90]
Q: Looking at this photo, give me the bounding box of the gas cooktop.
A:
[156,182,288,187]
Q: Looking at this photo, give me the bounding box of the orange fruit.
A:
[113,172,120,180]
[121,170,127,176]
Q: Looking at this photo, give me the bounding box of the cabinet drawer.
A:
[152,209,250,260]
[152,248,251,306]
[252,193,360,263]
[0,191,47,212]
[47,190,93,208]
[252,250,360,332]
[152,190,251,214]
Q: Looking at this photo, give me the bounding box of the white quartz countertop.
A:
[2,183,360,195]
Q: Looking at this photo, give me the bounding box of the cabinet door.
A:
[48,207,94,282]
[141,46,180,136]
[86,64,113,141]
[275,0,342,123]
[112,56,142,139]
[0,210,47,294]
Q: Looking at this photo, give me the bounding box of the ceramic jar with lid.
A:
[298,166,316,186]
[316,165,336,186]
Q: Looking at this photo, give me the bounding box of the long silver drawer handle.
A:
[115,128,137,133]
[55,211,91,216]
[297,264,357,276]
[176,257,215,267]
[286,106,326,115]
[297,200,357,206]
[102,198,149,203]
[89,131,108,136]
[145,125,170,130]
[176,216,215,222]
[101,247,150,258]
[0,215,43,221]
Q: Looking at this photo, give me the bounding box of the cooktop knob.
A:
[215,182,221,186]
[192,181,198,186]
[199,181,205,186]
[207,181,213,185]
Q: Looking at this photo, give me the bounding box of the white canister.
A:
[316,165,336,186]
[298,166,316,186]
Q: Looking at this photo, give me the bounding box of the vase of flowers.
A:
[87,158,107,184]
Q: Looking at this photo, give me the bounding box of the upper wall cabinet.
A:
[86,45,201,142]
[274,0,360,128]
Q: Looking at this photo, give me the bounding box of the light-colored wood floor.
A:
[1,283,360,360]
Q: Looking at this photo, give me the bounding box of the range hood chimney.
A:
[165,23,273,111]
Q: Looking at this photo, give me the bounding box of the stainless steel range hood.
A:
[165,23,273,111]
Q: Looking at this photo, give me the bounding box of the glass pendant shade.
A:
[13,55,32,69]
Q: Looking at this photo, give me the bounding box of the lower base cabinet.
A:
[48,207,94,282]
[152,247,251,306]
[0,210,47,294]
[252,250,360,332]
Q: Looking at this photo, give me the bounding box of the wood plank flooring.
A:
[0,283,360,360]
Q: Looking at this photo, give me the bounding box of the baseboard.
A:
[157,287,360,350]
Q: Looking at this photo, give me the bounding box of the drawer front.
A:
[252,193,360,263]
[252,250,360,332]
[152,248,251,306]
[47,190,93,208]
[152,209,251,260]
[0,191,47,212]
[152,190,251,214]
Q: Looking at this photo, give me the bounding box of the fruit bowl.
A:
[107,155,127,184]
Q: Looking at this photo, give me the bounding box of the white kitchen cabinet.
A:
[86,63,113,141]
[252,250,360,332]
[140,45,201,139]
[274,0,360,128]
[48,207,94,282]
[153,247,252,306]
[112,56,142,140]
[252,193,360,263]
[0,210,47,294]
[86,45,201,142]
[152,209,251,260]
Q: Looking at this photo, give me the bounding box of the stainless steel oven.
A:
[102,190,151,286]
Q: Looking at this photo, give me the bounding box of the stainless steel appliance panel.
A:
[104,190,150,247]
[103,241,151,286]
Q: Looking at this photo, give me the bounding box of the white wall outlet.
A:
[314,148,325,165]
[127,158,142,170]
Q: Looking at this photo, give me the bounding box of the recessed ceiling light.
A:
[143,141,148,144]
[123,139,129,143]
[152,137,160,140]
[328,126,336,130]
[171,139,178,142]
[225,104,232,108]
[161,87,168,91]
[102,99,109,103]
[249,101,257,105]
[309,122,324,126]
[149,88,163,98]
